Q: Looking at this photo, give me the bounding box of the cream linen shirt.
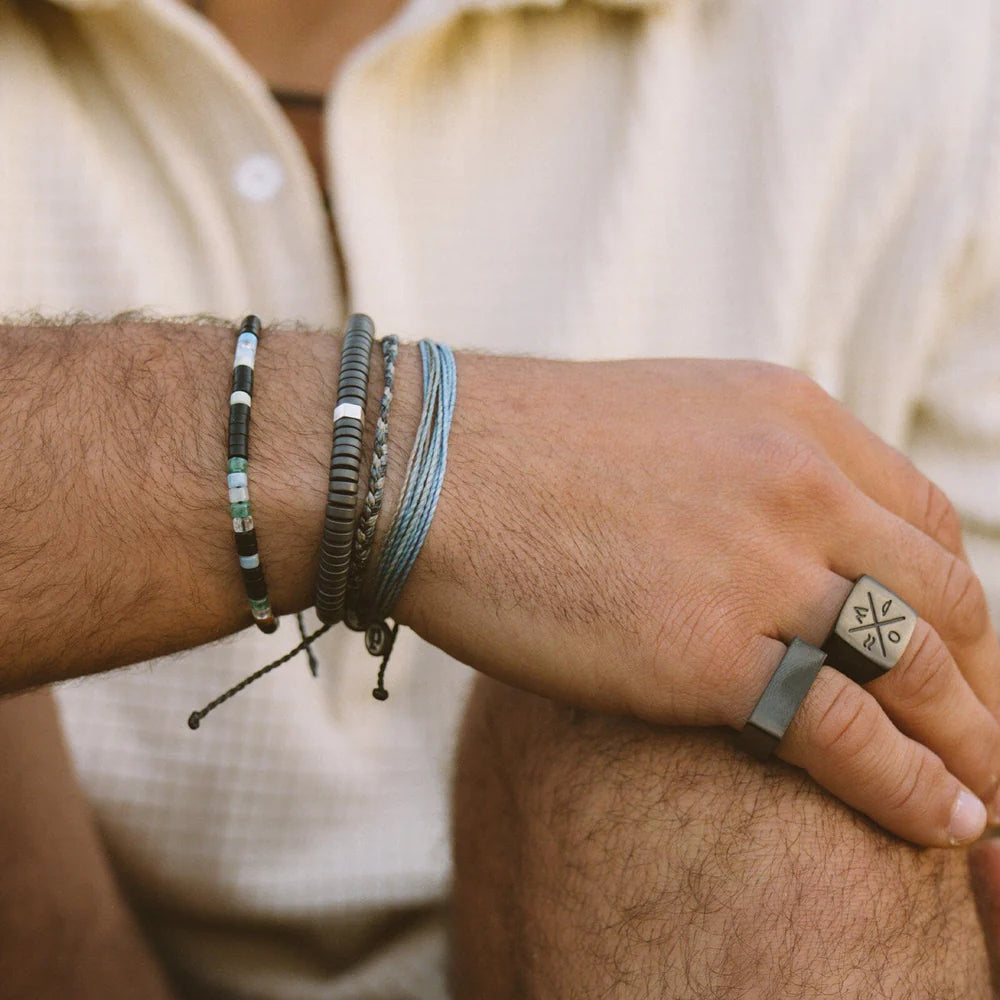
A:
[2,0,1000,996]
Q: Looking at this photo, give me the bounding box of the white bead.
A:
[239,553,260,570]
[233,346,256,370]
[227,472,248,489]
[334,402,364,423]
[229,486,249,503]
[229,391,252,408]
[233,516,255,533]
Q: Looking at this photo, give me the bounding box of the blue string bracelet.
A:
[228,315,278,635]
[365,339,456,699]
[371,340,456,617]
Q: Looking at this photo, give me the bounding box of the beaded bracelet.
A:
[228,315,278,634]
[314,313,375,625]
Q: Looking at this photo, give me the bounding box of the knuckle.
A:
[922,479,964,555]
[812,682,881,762]
[786,440,835,495]
[890,628,951,712]
[939,556,988,640]
[882,750,934,815]
[779,365,827,404]
[760,433,843,510]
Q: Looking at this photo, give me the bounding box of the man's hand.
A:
[397,355,1000,847]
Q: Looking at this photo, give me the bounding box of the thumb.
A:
[968,836,1000,984]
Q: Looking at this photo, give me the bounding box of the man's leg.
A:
[0,688,177,1000]
[451,676,993,999]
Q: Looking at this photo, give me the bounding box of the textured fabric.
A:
[2,0,1000,995]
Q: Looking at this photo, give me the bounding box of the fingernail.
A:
[949,789,988,845]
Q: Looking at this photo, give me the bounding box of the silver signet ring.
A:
[822,575,917,686]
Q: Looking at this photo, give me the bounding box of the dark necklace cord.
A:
[271,88,326,110]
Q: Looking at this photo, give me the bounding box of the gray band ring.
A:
[821,575,918,686]
[737,638,828,760]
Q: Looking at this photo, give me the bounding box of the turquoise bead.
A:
[228,457,248,474]
[230,501,251,518]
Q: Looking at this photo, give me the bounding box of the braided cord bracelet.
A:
[345,334,399,623]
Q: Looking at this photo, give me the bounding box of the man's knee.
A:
[451,676,991,999]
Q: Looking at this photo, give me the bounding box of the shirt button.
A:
[233,153,285,203]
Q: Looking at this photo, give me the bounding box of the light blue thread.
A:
[371,340,456,617]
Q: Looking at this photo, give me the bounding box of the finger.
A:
[788,375,969,560]
[825,487,1000,716]
[861,617,1000,822]
[777,665,988,847]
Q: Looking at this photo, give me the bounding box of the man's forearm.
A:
[0,317,419,692]
[6,316,1000,852]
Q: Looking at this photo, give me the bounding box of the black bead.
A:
[345,313,375,338]
[329,459,362,476]
[240,315,262,337]
[232,366,253,394]
[333,423,364,441]
[243,575,270,601]
[337,375,370,395]
[234,529,259,555]
[328,458,361,478]
[241,563,267,584]
[338,358,371,379]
